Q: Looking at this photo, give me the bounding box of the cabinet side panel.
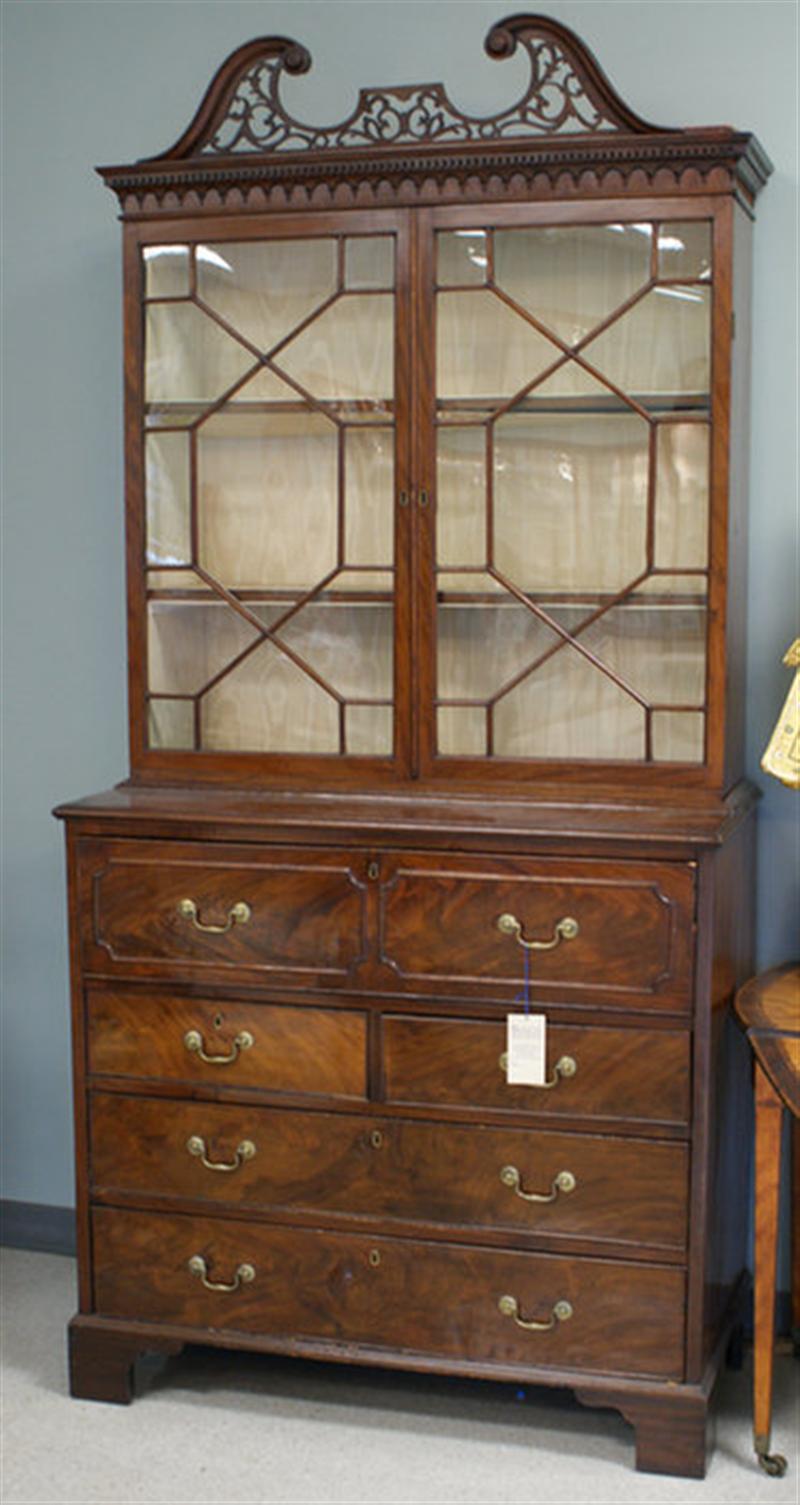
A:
[64,825,93,1311]
[702,816,756,1371]
[723,206,754,791]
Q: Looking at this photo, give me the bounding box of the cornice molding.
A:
[97,15,772,215]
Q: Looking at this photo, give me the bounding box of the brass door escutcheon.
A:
[498,1053,577,1088]
[186,1135,256,1172]
[187,1255,255,1292]
[178,897,252,934]
[496,913,579,950]
[497,1294,573,1331]
[500,1166,576,1202]
[184,1028,254,1065]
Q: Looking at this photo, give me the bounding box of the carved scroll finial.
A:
[150,13,662,163]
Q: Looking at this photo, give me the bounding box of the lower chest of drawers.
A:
[60,810,754,1481]
[83,977,692,1385]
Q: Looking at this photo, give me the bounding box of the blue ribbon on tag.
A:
[513,946,532,1015]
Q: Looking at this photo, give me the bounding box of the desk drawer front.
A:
[78,839,368,984]
[384,1016,690,1129]
[90,1095,688,1252]
[87,990,367,1100]
[379,854,694,1008]
[92,1208,685,1380]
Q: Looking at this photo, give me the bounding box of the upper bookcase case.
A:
[98,15,770,794]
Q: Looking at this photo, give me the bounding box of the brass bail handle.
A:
[500,1166,576,1202]
[178,898,252,934]
[497,1295,573,1331]
[188,1254,255,1293]
[184,1028,254,1065]
[498,1052,577,1089]
[186,1135,256,1173]
[496,913,579,950]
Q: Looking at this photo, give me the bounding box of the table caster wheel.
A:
[757,1449,787,1477]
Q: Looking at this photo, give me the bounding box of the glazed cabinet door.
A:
[416,203,721,785]
[130,211,413,782]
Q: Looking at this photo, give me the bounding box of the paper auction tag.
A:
[505,1013,546,1085]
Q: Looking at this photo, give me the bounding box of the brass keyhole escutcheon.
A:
[370,1129,383,1149]
[213,1014,224,1030]
[369,1249,381,1267]
[367,861,380,881]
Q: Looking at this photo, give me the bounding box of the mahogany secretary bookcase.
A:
[55,16,772,1478]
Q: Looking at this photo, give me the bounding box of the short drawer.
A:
[377,853,695,1010]
[92,1207,685,1381]
[90,1095,688,1253]
[383,1015,690,1129]
[87,990,367,1100]
[77,838,369,986]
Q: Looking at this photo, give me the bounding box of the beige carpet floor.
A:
[1,1248,797,1504]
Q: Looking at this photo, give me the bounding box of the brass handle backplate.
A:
[178,897,252,934]
[188,1254,255,1292]
[498,1053,577,1088]
[184,1028,254,1065]
[496,913,579,950]
[500,1166,576,1202]
[498,1294,573,1331]
[186,1135,256,1172]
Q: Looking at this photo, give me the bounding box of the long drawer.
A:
[92,1207,686,1381]
[77,839,370,985]
[87,989,367,1100]
[90,1095,688,1253]
[76,838,694,1011]
[383,1015,690,1130]
[377,852,695,1010]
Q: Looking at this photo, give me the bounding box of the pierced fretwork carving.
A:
[202,20,632,156]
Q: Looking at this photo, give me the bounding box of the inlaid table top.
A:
[735,963,800,1118]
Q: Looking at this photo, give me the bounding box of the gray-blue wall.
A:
[2,2,798,1220]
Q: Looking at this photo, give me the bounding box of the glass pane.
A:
[144,244,190,298]
[146,432,191,565]
[494,648,645,760]
[148,601,260,696]
[580,600,707,706]
[494,224,651,345]
[437,705,487,755]
[201,639,339,754]
[278,294,394,401]
[655,424,710,570]
[345,237,394,290]
[147,568,200,592]
[652,711,705,762]
[346,704,392,755]
[344,428,394,566]
[504,366,638,410]
[638,573,707,598]
[197,410,338,591]
[229,365,305,404]
[493,408,649,592]
[279,599,393,700]
[658,222,712,280]
[437,427,486,568]
[146,303,255,408]
[437,291,559,402]
[437,600,560,701]
[196,240,337,352]
[148,698,194,750]
[583,285,710,400]
[437,231,488,286]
